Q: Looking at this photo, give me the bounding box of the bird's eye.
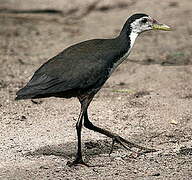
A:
[141,18,148,24]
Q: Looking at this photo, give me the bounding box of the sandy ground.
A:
[0,0,192,179]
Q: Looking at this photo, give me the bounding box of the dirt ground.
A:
[0,0,192,179]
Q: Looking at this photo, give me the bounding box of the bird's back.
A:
[16,37,129,100]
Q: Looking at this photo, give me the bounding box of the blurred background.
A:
[0,0,192,179]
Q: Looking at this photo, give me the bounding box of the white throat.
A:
[129,31,138,49]
[122,31,138,60]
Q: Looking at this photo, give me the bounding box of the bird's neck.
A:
[107,30,139,76]
[117,29,139,57]
[119,22,139,50]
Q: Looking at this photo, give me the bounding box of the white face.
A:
[130,16,153,34]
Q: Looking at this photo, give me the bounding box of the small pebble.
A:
[152,173,160,176]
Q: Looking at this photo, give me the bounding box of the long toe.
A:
[112,135,157,154]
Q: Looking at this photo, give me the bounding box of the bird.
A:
[15,13,171,166]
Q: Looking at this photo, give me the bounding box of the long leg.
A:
[84,110,156,154]
[67,108,85,166]
[67,95,93,166]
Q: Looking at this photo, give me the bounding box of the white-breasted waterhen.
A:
[15,13,171,166]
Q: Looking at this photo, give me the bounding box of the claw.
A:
[109,135,157,156]
[115,136,133,152]
[118,136,157,153]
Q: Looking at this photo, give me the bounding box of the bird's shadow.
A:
[25,139,119,161]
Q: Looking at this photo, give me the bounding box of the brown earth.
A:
[0,0,192,179]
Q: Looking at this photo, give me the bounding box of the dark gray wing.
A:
[16,38,125,99]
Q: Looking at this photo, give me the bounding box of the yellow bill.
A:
[152,24,172,31]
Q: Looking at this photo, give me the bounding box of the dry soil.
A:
[0,0,192,179]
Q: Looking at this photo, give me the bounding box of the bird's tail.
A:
[15,86,37,100]
[15,94,34,100]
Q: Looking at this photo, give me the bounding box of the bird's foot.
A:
[67,157,89,167]
[109,135,157,156]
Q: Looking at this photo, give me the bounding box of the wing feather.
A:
[16,38,123,100]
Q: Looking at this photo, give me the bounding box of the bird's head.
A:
[122,13,171,35]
